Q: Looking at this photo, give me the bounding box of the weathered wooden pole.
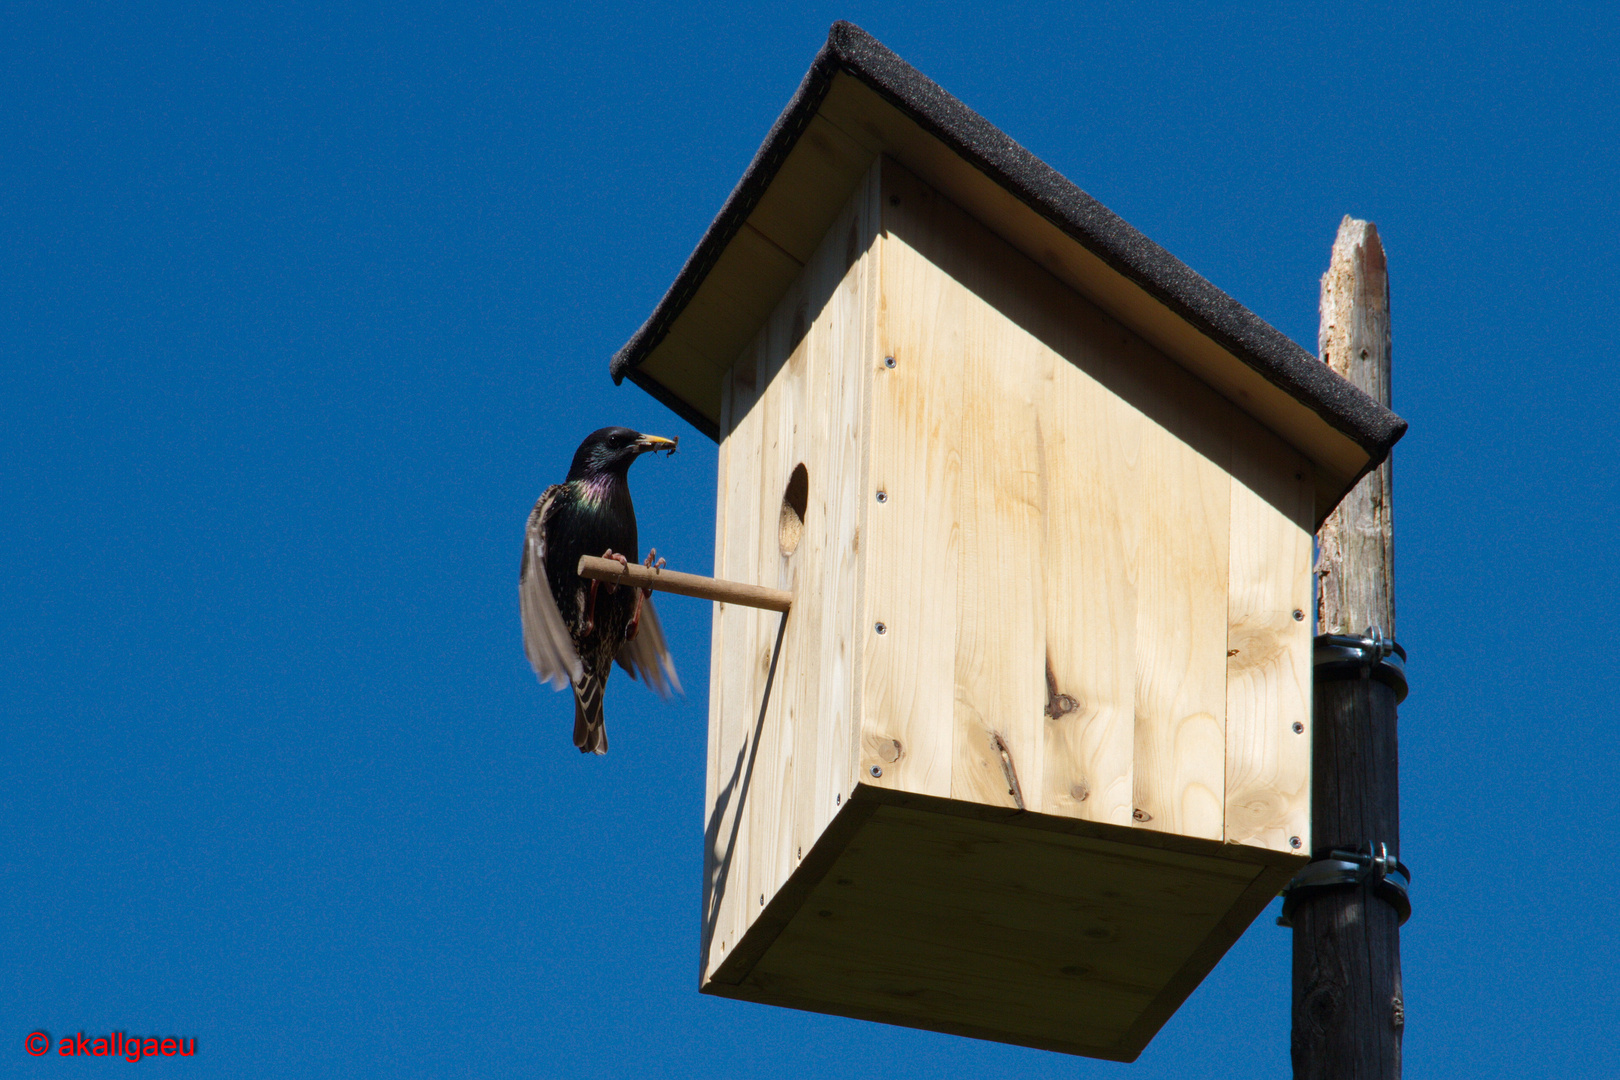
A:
[1291,217,1404,1079]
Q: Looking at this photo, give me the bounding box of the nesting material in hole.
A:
[778,463,808,556]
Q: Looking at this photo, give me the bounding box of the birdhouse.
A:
[609,23,1405,1062]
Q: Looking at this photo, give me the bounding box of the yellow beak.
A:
[634,434,679,456]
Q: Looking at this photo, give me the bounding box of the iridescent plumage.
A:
[520,427,680,753]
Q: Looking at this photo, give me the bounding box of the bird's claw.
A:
[640,548,665,598]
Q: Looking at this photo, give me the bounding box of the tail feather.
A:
[572,673,607,755]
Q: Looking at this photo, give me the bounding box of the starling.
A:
[520,426,681,754]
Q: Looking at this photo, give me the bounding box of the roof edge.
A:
[609,36,844,388]
[820,23,1406,463]
[612,21,1406,473]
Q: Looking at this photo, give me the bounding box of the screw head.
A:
[835,793,840,805]
[1293,722,1305,734]
[870,765,883,778]
[1293,609,1305,621]
[1290,836,1303,849]
[883,355,896,369]
[876,491,887,503]
[874,622,887,635]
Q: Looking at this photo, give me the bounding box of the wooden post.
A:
[1292,217,1403,1079]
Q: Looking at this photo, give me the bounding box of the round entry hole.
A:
[779,463,808,556]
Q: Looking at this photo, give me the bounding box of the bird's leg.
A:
[582,578,599,636]
[624,549,664,642]
[622,544,667,637]
[585,549,629,635]
[626,588,643,641]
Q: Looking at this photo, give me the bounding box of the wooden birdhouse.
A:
[608,23,1405,1062]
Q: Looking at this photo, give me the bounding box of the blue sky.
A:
[4,2,1617,1076]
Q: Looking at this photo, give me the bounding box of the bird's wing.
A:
[616,595,682,698]
[520,486,583,690]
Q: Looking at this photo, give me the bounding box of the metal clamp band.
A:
[1314,628,1408,702]
[1277,842,1412,927]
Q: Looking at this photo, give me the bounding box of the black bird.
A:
[520,426,681,754]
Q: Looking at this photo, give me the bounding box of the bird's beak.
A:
[634,434,678,456]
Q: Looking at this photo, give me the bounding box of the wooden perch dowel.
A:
[576,555,792,613]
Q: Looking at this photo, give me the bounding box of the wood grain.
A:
[1131,376,1230,841]
[1316,217,1395,637]
[1224,427,1314,851]
[1039,344,1140,827]
[876,164,1048,811]
[861,167,961,801]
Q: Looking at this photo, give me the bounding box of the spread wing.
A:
[519,486,583,690]
[616,595,682,698]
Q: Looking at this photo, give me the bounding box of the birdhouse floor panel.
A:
[702,786,1297,1061]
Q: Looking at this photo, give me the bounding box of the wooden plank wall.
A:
[702,164,881,983]
[862,158,1311,853]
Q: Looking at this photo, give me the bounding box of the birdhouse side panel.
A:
[859,158,1308,846]
[702,165,882,984]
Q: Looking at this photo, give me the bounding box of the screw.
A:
[835,794,840,805]
[874,622,887,634]
[759,894,764,906]
[883,356,896,369]
[1293,722,1305,734]
[870,765,883,778]
[1290,836,1302,849]
[876,491,887,503]
[1293,609,1305,621]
